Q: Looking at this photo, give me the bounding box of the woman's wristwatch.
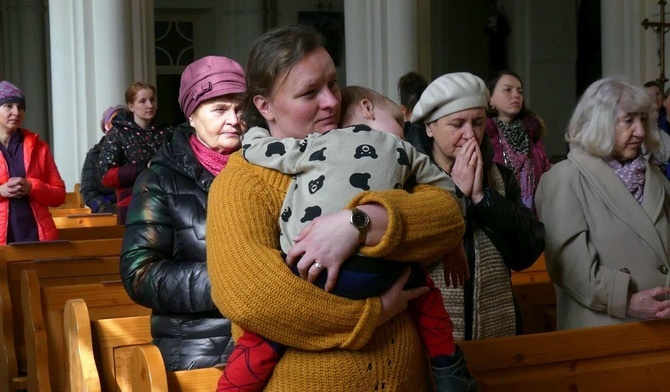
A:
[349,207,370,245]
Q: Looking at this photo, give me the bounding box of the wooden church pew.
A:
[128,315,670,391]
[459,317,670,391]
[63,299,101,392]
[21,270,150,391]
[65,298,222,392]
[64,299,152,392]
[52,187,84,210]
[131,345,222,392]
[0,239,122,391]
[66,298,670,391]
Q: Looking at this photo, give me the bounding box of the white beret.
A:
[410,72,489,124]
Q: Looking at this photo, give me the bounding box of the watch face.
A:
[352,210,370,229]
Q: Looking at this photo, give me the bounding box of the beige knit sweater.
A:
[207,152,464,391]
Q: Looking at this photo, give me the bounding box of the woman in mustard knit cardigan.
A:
[206,24,465,391]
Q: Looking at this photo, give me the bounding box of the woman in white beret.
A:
[410,72,545,340]
[535,77,670,330]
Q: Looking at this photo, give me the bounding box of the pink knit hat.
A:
[0,81,26,110]
[100,105,126,133]
[178,56,247,119]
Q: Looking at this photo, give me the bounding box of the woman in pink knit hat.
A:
[0,80,65,245]
[120,56,247,371]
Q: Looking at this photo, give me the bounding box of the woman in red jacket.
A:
[0,81,65,245]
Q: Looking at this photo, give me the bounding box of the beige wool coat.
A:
[536,146,670,330]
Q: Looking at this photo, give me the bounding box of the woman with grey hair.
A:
[536,77,670,330]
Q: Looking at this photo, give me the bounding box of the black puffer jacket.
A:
[120,123,233,371]
[80,137,117,213]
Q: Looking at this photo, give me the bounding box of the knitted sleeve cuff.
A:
[340,297,383,350]
[346,191,402,259]
[346,185,465,263]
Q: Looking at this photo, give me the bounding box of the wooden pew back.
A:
[58,225,125,241]
[460,318,670,391]
[64,299,101,392]
[53,189,84,210]
[66,298,222,392]
[22,270,150,391]
[0,239,122,391]
[511,253,556,334]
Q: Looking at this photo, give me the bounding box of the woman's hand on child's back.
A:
[377,268,430,326]
[286,210,360,292]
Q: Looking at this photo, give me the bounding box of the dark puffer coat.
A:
[80,137,117,213]
[120,123,233,371]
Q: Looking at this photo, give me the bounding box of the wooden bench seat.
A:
[0,239,122,391]
[460,318,670,391]
[49,207,93,217]
[53,213,117,229]
[22,270,150,391]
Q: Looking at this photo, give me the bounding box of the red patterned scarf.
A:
[189,134,230,176]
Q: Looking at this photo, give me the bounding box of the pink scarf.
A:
[604,155,646,204]
[189,134,229,176]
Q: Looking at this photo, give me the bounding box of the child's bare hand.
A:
[443,241,469,288]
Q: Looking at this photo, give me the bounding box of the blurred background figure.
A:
[659,86,670,137]
[0,81,65,245]
[486,70,551,212]
[79,105,124,213]
[398,71,430,150]
[643,81,670,178]
[644,80,664,131]
[98,81,171,224]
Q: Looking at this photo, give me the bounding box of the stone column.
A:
[343,0,418,103]
[48,0,153,190]
[601,0,644,82]
[2,0,49,140]
[499,0,577,158]
[220,0,265,64]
